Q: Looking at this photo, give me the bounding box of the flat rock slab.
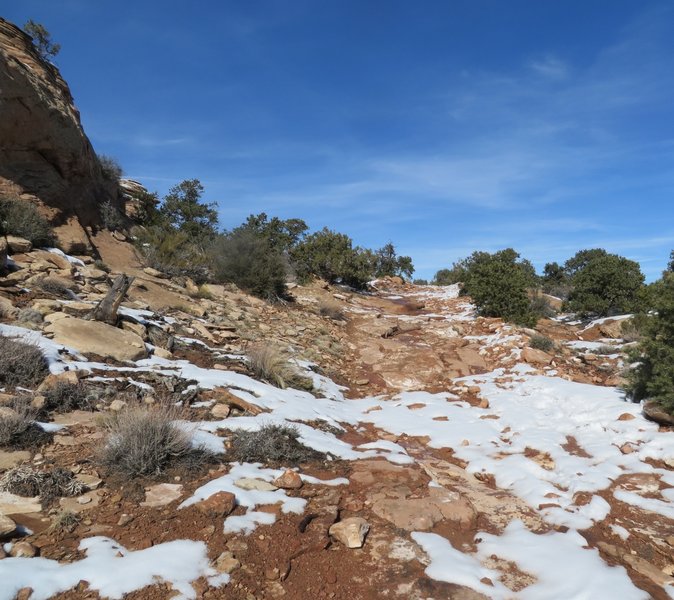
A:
[234,478,278,492]
[0,513,17,538]
[140,483,184,508]
[45,316,148,362]
[0,492,41,515]
[59,490,101,513]
[0,450,31,471]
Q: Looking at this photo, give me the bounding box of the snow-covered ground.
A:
[2,291,673,598]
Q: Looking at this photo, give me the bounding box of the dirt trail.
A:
[2,267,673,599]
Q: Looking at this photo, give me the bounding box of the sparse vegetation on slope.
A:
[0,197,55,247]
[99,404,214,478]
[0,336,49,388]
[0,398,52,449]
[229,423,326,466]
[0,466,85,505]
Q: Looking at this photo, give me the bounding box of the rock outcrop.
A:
[0,18,117,252]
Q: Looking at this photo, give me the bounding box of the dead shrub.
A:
[229,423,326,466]
[15,308,44,328]
[0,398,52,449]
[98,403,213,478]
[246,345,313,390]
[35,277,75,299]
[0,466,85,505]
[0,336,49,388]
[529,334,555,352]
[42,382,93,413]
[318,298,345,321]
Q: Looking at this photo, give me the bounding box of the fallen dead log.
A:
[89,273,134,325]
[214,387,266,416]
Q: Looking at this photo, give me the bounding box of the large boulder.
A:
[0,18,119,252]
[45,316,148,362]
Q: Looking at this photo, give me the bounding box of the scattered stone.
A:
[619,443,635,455]
[210,403,231,419]
[273,470,303,490]
[109,399,127,412]
[617,413,636,421]
[521,347,554,366]
[5,236,32,253]
[117,514,134,526]
[10,541,37,558]
[195,491,236,517]
[329,517,370,549]
[214,551,241,574]
[143,267,166,279]
[59,491,101,513]
[75,474,102,490]
[234,478,277,492]
[0,513,17,538]
[642,401,674,426]
[15,588,33,600]
[140,483,184,508]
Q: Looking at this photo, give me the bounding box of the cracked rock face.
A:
[0,18,117,252]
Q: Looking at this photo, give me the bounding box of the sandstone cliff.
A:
[0,17,117,252]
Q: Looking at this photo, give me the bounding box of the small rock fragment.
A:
[117,514,134,527]
[234,478,277,492]
[214,551,240,574]
[10,541,37,558]
[196,491,236,517]
[273,470,303,490]
[329,517,370,549]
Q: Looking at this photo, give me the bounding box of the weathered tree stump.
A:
[89,273,134,325]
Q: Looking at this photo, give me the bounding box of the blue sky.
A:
[4,1,674,281]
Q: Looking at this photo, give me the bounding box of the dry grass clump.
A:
[529,334,555,353]
[0,466,85,505]
[0,335,49,388]
[35,276,75,299]
[98,403,214,478]
[48,510,82,535]
[0,398,52,449]
[15,307,44,329]
[246,345,313,391]
[229,423,326,466]
[318,298,346,321]
[42,382,93,413]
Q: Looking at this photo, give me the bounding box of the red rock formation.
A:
[0,17,117,252]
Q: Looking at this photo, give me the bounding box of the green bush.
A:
[291,227,375,289]
[373,243,414,279]
[458,249,538,326]
[626,274,674,414]
[565,254,644,317]
[233,212,308,254]
[211,231,288,300]
[136,226,210,283]
[159,179,218,242]
[0,198,55,247]
[23,20,60,60]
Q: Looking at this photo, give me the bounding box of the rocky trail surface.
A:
[1,241,674,599]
